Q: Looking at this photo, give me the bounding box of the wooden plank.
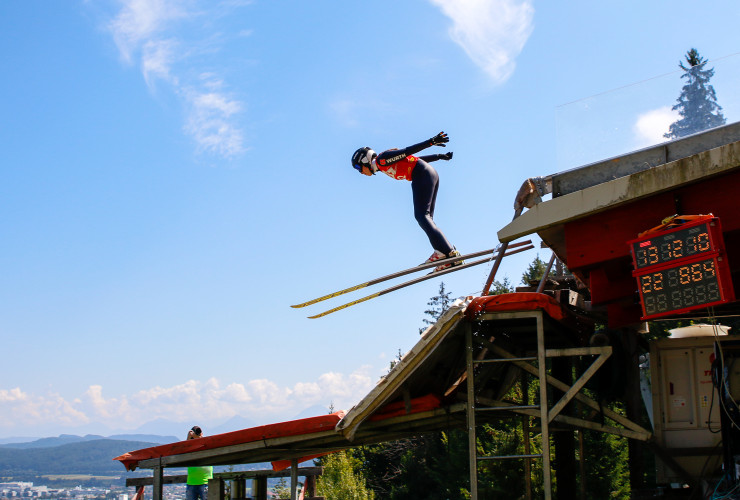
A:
[554,415,651,441]
[135,431,341,468]
[545,347,612,357]
[547,346,611,423]
[126,475,187,487]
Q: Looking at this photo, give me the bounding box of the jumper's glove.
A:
[430,131,449,147]
[440,152,453,161]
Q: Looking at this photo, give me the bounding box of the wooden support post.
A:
[252,477,267,500]
[207,478,224,500]
[621,327,646,492]
[552,356,576,500]
[482,208,522,295]
[465,325,478,499]
[536,253,557,293]
[578,430,586,500]
[152,465,163,500]
[304,475,316,497]
[482,243,507,295]
[290,458,299,500]
[522,373,532,500]
[230,478,246,500]
[537,313,552,500]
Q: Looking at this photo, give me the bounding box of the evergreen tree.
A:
[521,254,547,285]
[271,477,291,499]
[386,348,404,373]
[487,276,514,295]
[664,48,726,139]
[419,282,454,333]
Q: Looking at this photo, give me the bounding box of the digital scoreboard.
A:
[628,215,735,320]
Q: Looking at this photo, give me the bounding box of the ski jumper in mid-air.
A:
[351,131,462,271]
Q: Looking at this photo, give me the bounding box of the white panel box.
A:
[650,336,723,483]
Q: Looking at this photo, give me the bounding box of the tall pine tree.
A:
[664,48,725,139]
[419,281,453,333]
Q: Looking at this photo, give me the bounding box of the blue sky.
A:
[2,0,739,438]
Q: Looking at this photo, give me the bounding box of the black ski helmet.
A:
[351,147,377,174]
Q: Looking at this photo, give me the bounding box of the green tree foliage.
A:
[387,348,403,373]
[475,380,631,499]
[315,450,375,500]
[521,254,547,285]
[420,281,454,333]
[271,477,291,499]
[487,253,551,296]
[487,276,514,295]
[350,434,470,499]
[664,48,726,139]
[0,439,160,476]
[581,430,630,499]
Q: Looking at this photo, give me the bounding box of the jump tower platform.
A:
[117,122,740,499]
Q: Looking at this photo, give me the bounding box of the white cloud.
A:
[0,387,27,402]
[141,38,178,87]
[633,106,679,147]
[1,369,375,435]
[0,388,90,430]
[108,0,186,64]
[430,0,534,84]
[105,0,246,157]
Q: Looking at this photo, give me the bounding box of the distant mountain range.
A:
[0,407,330,479]
[0,438,161,476]
[0,434,179,450]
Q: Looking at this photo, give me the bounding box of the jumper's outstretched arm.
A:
[419,152,453,163]
[377,131,449,166]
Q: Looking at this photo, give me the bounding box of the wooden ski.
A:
[291,240,532,309]
[307,244,534,319]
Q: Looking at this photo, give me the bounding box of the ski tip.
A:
[307,310,334,319]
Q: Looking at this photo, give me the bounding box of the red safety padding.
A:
[271,451,335,472]
[465,292,567,321]
[369,393,443,421]
[113,412,345,471]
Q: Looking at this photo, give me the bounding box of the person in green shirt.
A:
[186,426,213,500]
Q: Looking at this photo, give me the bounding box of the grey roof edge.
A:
[498,138,740,242]
[551,121,740,197]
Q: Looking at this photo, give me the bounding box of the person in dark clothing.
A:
[351,132,462,271]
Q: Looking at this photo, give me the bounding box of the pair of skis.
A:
[292,240,534,318]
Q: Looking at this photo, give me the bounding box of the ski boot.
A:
[422,249,465,273]
[434,249,464,272]
[421,250,446,266]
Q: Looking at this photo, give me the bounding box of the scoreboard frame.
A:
[628,215,735,320]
